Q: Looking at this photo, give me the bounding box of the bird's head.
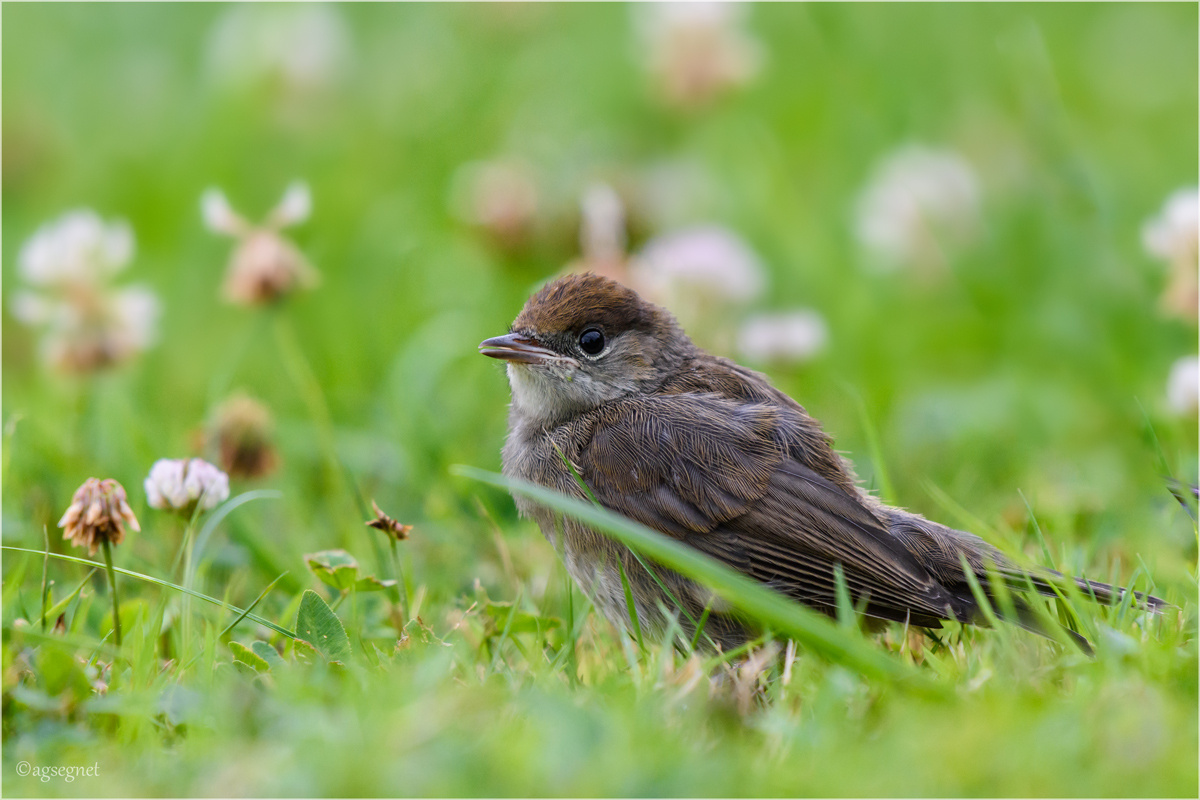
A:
[479,273,695,424]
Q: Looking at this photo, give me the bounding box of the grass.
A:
[2,3,1197,797]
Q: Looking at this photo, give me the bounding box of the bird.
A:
[479,272,1166,652]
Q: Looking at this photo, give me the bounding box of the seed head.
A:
[59,478,140,556]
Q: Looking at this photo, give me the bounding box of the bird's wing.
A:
[575,393,969,624]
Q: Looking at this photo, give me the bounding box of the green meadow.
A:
[2,4,1196,796]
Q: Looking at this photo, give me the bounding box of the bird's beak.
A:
[478,333,558,365]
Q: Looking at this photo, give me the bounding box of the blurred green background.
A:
[3,3,1196,797]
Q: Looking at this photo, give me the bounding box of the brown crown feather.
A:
[512,273,669,337]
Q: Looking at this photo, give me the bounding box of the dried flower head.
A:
[1142,187,1199,321]
[202,182,318,305]
[366,500,413,542]
[636,2,763,110]
[11,210,159,373]
[737,310,829,364]
[207,394,278,479]
[854,145,982,274]
[144,458,231,516]
[1166,355,1199,417]
[450,159,540,252]
[59,478,140,556]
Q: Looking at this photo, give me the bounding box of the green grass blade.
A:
[219,572,289,640]
[3,546,297,640]
[843,383,896,503]
[616,559,644,651]
[1017,490,1058,572]
[453,465,942,695]
[42,568,98,624]
[189,489,284,582]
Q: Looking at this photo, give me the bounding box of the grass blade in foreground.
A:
[3,546,297,640]
[453,466,943,694]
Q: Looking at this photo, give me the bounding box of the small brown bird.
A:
[481,273,1165,651]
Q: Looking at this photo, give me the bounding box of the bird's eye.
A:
[578,328,605,356]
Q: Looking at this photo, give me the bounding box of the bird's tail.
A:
[985,568,1170,655]
[1001,567,1169,612]
[1003,598,1094,655]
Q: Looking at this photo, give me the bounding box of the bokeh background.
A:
[3,3,1197,796]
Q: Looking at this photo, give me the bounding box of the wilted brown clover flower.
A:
[366,500,412,542]
[207,393,278,479]
[202,182,318,306]
[58,478,140,556]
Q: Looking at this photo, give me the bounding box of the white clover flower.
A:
[1166,355,1199,417]
[34,286,161,373]
[636,2,763,110]
[110,286,161,352]
[736,310,829,364]
[631,225,766,304]
[854,145,982,273]
[206,3,352,94]
[1142,187,1198,320]
[10,210,159,373]
[202,182,317,305]
[9,291,57,326]
[145,458,230,515]
[449,159,540,250]
[18,210,134,286]
[1142,187,1199,268]
[627,225,766,353]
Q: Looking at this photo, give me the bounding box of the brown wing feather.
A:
[574,392,974,625]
